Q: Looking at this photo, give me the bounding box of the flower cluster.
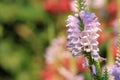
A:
[66,15,81,56]
[111,54,120,80]
[66,10,101,60]
[66,0,109,79]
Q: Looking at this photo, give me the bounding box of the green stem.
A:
[85,53,102,80]
[94,61,102,79]
[47,23,55,42]
[77,0,81,12]
[77,0,85,12]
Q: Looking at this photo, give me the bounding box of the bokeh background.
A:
[0,0,120,80]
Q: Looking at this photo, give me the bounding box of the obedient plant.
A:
[66,0,108,80]
[111,54,120,80]
[111,19,120,80]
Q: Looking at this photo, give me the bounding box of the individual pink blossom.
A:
[92,65,96,75]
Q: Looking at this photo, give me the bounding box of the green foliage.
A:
[0,0,69,79]
[102,68,109,80]
[0,1,53,80]
[93,68,108,80]
[77,0,84,11]
[84,52,107,80]
[78,18,84,31]
[84,73,91,80]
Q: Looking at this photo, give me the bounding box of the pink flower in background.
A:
[91,0,105,9]
[41,36,87,80]
[58,67,84,80]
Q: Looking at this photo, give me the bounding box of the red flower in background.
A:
[107,1,117,16]
[61,57,70,69]
[98,33,105,44]
[112,46,118,58]
[41,64,57,80]
[42,0,57,13]
[58,0,70,13]
[42,0,70,14]
[107,1,118,27]
[76,56,88,72]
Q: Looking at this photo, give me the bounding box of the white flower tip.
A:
[79,10,86,18]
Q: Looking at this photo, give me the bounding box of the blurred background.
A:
[0,0,120,80]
